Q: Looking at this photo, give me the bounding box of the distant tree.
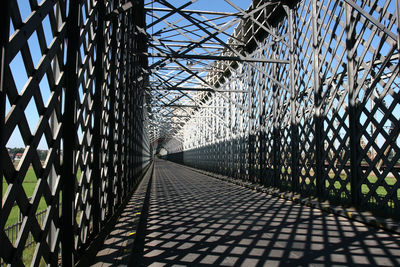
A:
[8,147,25,154]
[37,150,48,161]
[7,147,48,161]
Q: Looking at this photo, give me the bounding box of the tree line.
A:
[8,147,48,161]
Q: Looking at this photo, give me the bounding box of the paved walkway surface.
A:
[90,163,153,267]
[131,159,400,266]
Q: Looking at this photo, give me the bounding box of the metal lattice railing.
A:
[1,0,400,265]
[0,0,151,266]
[164,0,400,220]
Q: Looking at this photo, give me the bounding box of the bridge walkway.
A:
[99,159,400,266]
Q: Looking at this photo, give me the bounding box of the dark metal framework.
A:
[163,0,400,221]
[1,0,151,265]
[0,0,399,265]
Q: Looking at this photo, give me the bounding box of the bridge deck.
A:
[100,159,400,266]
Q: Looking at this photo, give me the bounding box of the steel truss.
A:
[0,0,151,265]
[0,0,399,265]
[146,0,285,143]
[163,0,400,221]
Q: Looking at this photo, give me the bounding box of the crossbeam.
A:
[146,52,289,63]
[145,7,242,17]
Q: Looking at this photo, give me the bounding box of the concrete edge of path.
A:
[163,159,400,236]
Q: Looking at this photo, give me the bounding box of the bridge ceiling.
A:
[145,0,281,143]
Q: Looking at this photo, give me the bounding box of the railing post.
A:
[259,91,266,186]
[285,5,299,193]
[248,69,255,183]
[258,66,265,185]
[48,4,63,260]
[62,0,80,265]
[117,10,126,207]
[272,36,280,188]
[124,11,132,195]
[107,14,118,217]
[396,0,400,51]
[133,0,146,181]
[92,0,105,236]
[311,0,324,198]
[345,3,360,206]
[0,0,11,237]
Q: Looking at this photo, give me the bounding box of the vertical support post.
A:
[92,0,105,236]
[117,12,126,206]
[240,96,244,179]
[230,92,234,178]
[127,15,134,189]
[62,1,80,265]
[123,11,131,194]
[272,37,280,188]
[248,69,255,182]
[134,0,147,176]
[396,0,400,52]
[48,4,62,262]
[107,14,118,216]
[257,67,265,185]
[0,0,10,230]
[286,6,299,193]
[311,0,324,198]
[0,3,10,264]
[259,79,266,186]
[345,3,360,205]
[225,98,228,176]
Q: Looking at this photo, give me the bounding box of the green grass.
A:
[3,167,47,227]
[22,247,46,267]
[3,166,82,227]
[2,166,48,266]
[325,175,400,198]
[2,163,83,267]
[282,170,399,200]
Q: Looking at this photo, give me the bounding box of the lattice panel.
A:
[350,0,400,216]
[73,0,97,254]
[294,0,317,196]
[261,39,276,187]
[99,12,111,225]
[1,0,151,265]
[1,0,66,265]
[276,18,293,191]
[318,0,351,203]
[166,0,399,220]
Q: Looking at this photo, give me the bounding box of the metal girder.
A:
[152,87,248,93]
[145,7,243,17]
[105,1,134,20]
[152,87,213,92]
[158,104,228,108]
[147,52,289,63]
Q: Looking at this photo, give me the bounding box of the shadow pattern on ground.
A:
[137,160,400,267]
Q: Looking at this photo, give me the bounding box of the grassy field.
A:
[2,164,84,267]
[298,169,399,198]
[2,167,48,266]
[2,167,47,227]
[3,166,82,227]
[327,174,400,198]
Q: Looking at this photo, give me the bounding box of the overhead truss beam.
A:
[146,52,289,63]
